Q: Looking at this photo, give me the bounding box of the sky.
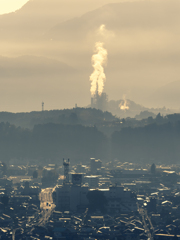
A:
[0,0,180,112]
[0,0,28,14]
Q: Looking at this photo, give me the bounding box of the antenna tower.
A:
[42,102,44,111]
[63,158,70,184]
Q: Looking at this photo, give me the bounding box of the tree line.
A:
[1,112,180,164]
[0,122,108,163]
[112,121,180,163]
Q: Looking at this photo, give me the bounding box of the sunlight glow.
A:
[0,0,29,15]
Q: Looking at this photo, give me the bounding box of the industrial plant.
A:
[90,92,108,111]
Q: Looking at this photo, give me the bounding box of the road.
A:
[35,187,55,226]
[39,187,54,210]
[139,207,154,240]
[12,187,55,239]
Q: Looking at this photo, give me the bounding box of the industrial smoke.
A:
[89,25,108,97]
[119,96,129,111]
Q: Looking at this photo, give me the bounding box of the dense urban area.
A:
[0,108,180,240]
[0,157,179,240]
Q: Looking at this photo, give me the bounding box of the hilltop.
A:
[0,108,118,129]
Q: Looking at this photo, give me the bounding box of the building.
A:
[54,159,137,213]
[89,186,137,213]
[84,175,99,188]
[90,158,102,174]
[55,183,137,213]
[55,175,89,211]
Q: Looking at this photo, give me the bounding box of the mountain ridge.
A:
[0,0,180,110]
[0,0,129,40]
[0,55,75,77]
[44,0,180,41]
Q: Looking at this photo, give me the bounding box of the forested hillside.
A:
[112,121,180,164]
[1,110,180,164]
[0,122,107,163]
[0,108,117,129]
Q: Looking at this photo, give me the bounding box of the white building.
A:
[55,184,89,211]
[55,159,137,213]
[55,184,137,213]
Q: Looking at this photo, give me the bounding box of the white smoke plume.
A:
[97,24,115,39]
[90,25,108,96]
[119,96,130,111]
[98,24,106,37]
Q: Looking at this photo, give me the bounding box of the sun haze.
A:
[0,0,29,14]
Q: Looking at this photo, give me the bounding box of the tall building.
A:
[54,159,137,212]
[55,159,89,211]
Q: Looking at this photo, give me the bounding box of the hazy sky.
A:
[0,0,180,112]
[0,0,139,15]
[0,0,28,14]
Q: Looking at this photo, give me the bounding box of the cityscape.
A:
[0,158,180,239]
[0,0,180,239]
